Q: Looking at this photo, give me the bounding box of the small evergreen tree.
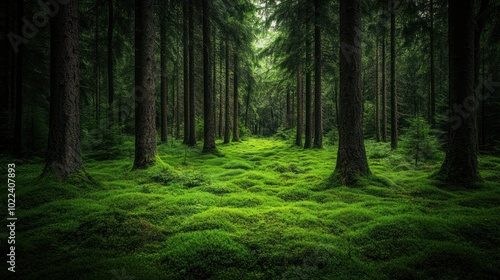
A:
[401,117,440,167]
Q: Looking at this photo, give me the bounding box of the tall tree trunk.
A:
[429,0,435,127]
[107,0,114,123]
[160,13,168,143]
[13,0,23,155]
[203,0,216,152]
[304,22,313,148]
[133,0,157,169]
[382,34,387,142]
[245,72,251,129]
[295,64,304,146]
[188,0,196,146]
[439,0,480,186]
[390,0,398,150]
[313,0,323,148]
[232,53,240,142]
[213,28,217,131]
[336,0,370,184]
[375,37,381,142]
[219,39,224,139]
[45,0,83,179]
[183,0,189,144]
[95,0,100,124]
[224,41,231,144]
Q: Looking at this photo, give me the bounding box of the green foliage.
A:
[274,126,295,143]
[8,138,500,279]
[400,117,441,167]
[82,124,126,160]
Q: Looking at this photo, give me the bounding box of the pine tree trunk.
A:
[295,64,304,146]
[313,0,323,148]
[390,0,398,150]
[107,0,114,123]
[13,0,23,155]
[429,0,435,127]
[336,0,370,184]
[382,34,387,142]
[233,53,240,142]
[45,0,83,179]
[375,37,381,142]
[224,41,231,144]
[160,15,168,143]
[183,0,190,144]
[95,0,100,124]
[245,72,251,129]
[188,0,196,146]
[219,38,224,139]
[305,22,313,149]
[203,0,216,152]
[439,0,480,186]
[133,0,157,169]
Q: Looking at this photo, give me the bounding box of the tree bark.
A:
[183,0,190,144]
[95,0,100,124]
[219,38,224,139]
[233,53,240,142]
[429,0,436,127]
[13,0,23,155]
[305,22,313,149]
[313,0,323,148]
[188,0,196,146]
[45,0,83,179]
[107,0,114,123]
[336,0,370,184]
[439,0,480,186]
[295,64,304,146]
[390,0,398,150]
[203,0,216,152]
[160,12,168,143]
[133,0,157,169]
[375,37,381,142]
[224,41,231,144]
[382,34,387,142]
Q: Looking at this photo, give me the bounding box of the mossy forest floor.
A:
[5,138,500,279]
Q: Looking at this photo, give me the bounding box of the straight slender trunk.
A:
[107,0,114,123]
[375,37,381,142]
[13,0,23,155]
[382,34,387,142]
[336,0,370,184]
[219,39,224,139]
[176,56,181,139]
[245,72,251,129]
[95,0,100,123]
[390,0,398,150]
[224,41,231,144]
[313,0,323,148]
[183,0,189,144]
[439,0,480,186]
[133,0,157,169]
[429,0,435,127]
[295,64,304,146]
[45,0,83,179]
[188,0,196,146]
[286,90,291,128]
[203,0,216,152]
[160,15,168,143]
[233,53,240,142]
[305,21,313,148]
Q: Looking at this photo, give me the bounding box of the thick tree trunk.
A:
[390,0,398,150]
[233,53,240,142]
[295,64,304,146]
[313,0,323,148]
[305,24,313,149]
[183,0,190,144]
[160,15,168,143]
[45,0,83,179]
[439,0,480,186]
[107,0,114,123]
[224,41,231,144]
[133,0,157,169]
[203,0,216,153]
[336,0,370,184]
[188,0,196,146]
